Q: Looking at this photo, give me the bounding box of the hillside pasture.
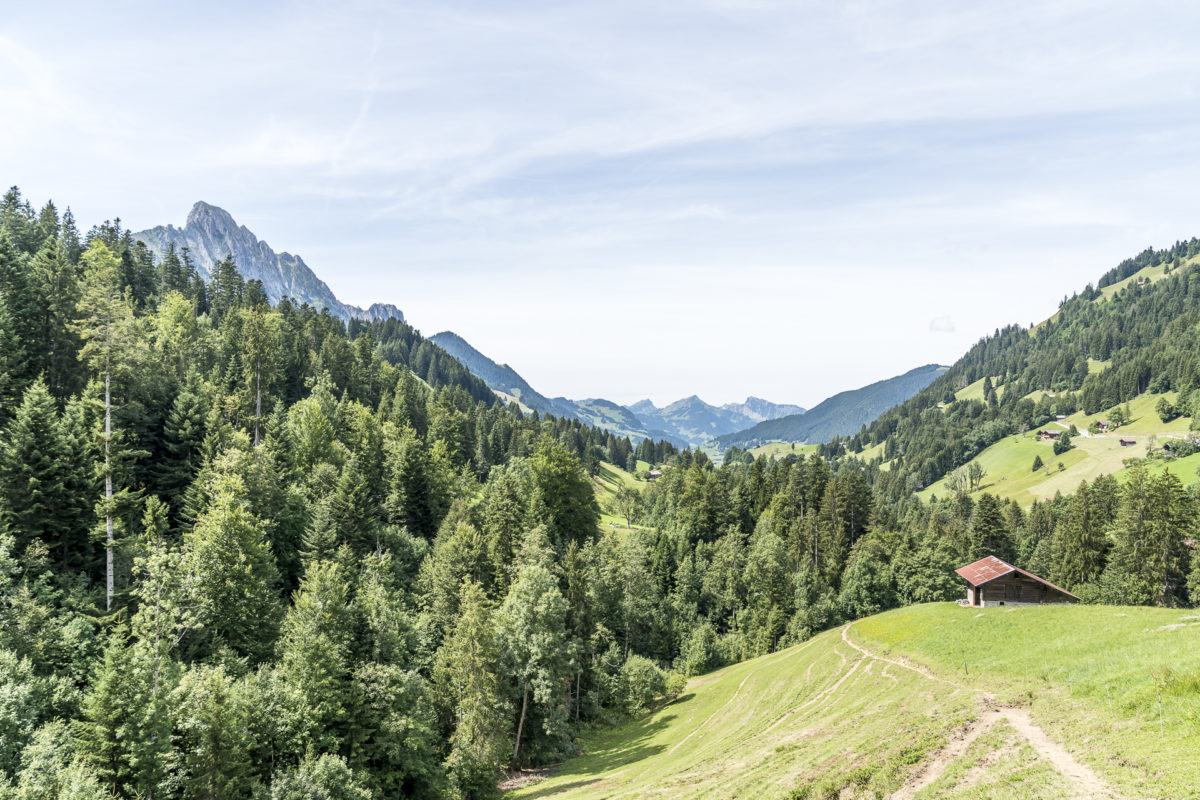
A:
[919,391,1195,505]
[509,604,1200,799]
[747,441,818,460]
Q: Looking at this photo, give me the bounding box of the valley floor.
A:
[509,604,1200,800]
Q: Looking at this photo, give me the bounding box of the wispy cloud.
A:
[4,1,1200,404]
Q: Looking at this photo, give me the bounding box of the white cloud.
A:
[929,316,956,333]
[4,1,1200,405]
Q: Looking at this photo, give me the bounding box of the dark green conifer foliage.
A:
[0,380,70,561]
[529,437,599,549]
[969,493,1013,562]
[434,581,510,799]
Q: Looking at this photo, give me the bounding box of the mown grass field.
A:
[592,461,650,532]
[919,391,1196,505]
[509,603,1200,799]
[747,441,819,460]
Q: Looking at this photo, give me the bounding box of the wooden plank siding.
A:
[979,575,1074,606]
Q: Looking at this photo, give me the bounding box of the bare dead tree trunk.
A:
[254,356,262,447]
[105,366,113,611]
[512,685,529,768]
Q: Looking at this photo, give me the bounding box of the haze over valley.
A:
[3,3,1200,799]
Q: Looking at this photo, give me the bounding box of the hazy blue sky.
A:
[4,1,1200,407]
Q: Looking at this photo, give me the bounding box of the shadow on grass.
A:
[516,708,682,798]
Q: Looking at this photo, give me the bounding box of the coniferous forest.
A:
[2,186,1200,799]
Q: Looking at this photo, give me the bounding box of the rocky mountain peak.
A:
[134,202,403,324]
[186,200,237,230]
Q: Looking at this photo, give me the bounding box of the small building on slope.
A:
[955,555,1079,607]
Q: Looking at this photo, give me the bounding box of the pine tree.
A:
[170,664,256,800]
[162,385,208,514]
[384,424,439,538]
[240,307,282,447]
[274,559,355,757]
[0,231,38,388]
[1052,483,1107,590]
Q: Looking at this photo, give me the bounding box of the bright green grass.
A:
[509,621,975,799]
[918,392,1194,505]
[1098,263,1166,301]
[852,440,886,463]
[510,604,1200,799]
[592,463,646,532]
[954,377,1003,403]
[856,604,1200,799]
[747,441,818,460]
[1087,358,1111,375]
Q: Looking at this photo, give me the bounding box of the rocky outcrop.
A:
[134,202,403,323]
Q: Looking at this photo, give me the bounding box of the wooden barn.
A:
[956,556,1078,607]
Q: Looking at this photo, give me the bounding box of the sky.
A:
[3,1,1200,408]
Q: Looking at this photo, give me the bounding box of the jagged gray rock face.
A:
[721,396,806,423]
[134,202,403,322]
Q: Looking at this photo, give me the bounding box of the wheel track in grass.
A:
[665,637,821,757]
[840,622,1120,800]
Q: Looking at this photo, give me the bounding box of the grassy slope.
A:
[918,391,1196,505]
[748,442,819,460]
[591,461,650,532]
[511,604,1200,800]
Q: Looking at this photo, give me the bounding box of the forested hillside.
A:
[845,241,1200,499]
[2,185,1199,800]
[715,363,947,449]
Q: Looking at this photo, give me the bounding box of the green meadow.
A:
[919,391,1196,505]
[510,603,1200,799]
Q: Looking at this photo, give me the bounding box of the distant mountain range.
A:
[628,396,805,446]
[714,363,949,450]
[432,330,820,448]
[131,207,937,449]
[134,202,403,323]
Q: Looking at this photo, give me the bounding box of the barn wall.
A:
[979,576,1074,606]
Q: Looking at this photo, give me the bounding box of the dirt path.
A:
[841,623,1120,800]
[888,710,1004,800]
[1001,707,1114,799]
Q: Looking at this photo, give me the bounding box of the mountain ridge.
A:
[134,201,403,323]
[431,329,943,451]
[715,363,950,449]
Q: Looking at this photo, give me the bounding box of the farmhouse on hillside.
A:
[956,556,1079,607]
[1036,429,1062,440]
[1120,438,1137,447]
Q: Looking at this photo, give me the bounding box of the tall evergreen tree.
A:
[434,581,509,799]
[74,241,139,610]
[0,381,84,568]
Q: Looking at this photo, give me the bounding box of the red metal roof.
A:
[955,555,1080,600]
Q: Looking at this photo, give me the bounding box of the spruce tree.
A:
[969,493,1012,562]
[0,380,69,560]
[182,474,282,662]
